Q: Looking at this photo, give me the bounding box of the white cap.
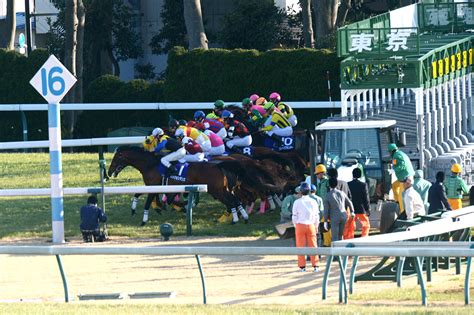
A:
[181,136,192,145]
[152,128,164,137]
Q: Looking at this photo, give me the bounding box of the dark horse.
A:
[108,146,249,225]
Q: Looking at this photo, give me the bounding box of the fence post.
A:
[55,255,69,302]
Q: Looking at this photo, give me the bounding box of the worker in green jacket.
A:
[413,170,432,211]
[445,163,469,210]
[280,186,301,222]
[388,143,415,213]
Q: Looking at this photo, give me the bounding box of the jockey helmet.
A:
[451,163,462,174]
[178,119,187,126]
[175,128,185,138]
[214,99,225,109]
[152,127,164,137]
[387,143,398,152]
[194,110,206,121]
[249,94,259,103]
[269,92,281,103]
[256,97,267,106]
[221,110,233,120]
[206,112,219,119]
[169,119,180,129]
[315,164,327,174]
[263,102,275,111]
[242,98,252,107]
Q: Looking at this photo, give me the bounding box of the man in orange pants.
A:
[345,168,371,239]
[292,182,320,272]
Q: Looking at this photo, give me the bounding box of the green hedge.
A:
[163,47,341,102]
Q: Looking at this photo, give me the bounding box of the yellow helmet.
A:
[451,163,462,173]
[315,164,327,174]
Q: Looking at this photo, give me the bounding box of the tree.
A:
[218,0,288,51]
[313,0,338,45]
[183,0,208,50]
[300,0,314,48]
[6,0,16,50]
[149,0,187,54]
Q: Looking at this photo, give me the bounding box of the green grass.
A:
[0,153,280,239]
[0,303,473,315]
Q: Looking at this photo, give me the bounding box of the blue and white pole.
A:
[48,103,64,243]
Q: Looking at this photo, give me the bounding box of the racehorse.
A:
[108,146,249,225]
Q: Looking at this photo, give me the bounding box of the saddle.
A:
[264,135,295,152]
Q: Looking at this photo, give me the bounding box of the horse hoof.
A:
[131,210,136,216]
[231,221,238,225]
[140,222,147,226]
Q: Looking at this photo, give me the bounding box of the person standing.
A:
[428,171,451,214]
[347,168,371,239]
[324,178,355,242]
[388,143,415,214]
[292,182,320,272]
[80,195,107,242]
[280,186,301,223]
[444,163,469,210]
[402,176,425,220]
[413,170,432,212]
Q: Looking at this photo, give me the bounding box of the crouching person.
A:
[80,195,107,242]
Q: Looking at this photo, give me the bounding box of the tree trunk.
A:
[64,0,78,140]
[300,0,314,48]
[6,0,15,50]
[336,0,352,27]
[71,0,85,139]
[183,0,208,50]
[313,0,338,44]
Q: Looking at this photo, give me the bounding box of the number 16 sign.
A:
[30,54,77,104]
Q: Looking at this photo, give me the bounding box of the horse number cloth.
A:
[158,162,189,182]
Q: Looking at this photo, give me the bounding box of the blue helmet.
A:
[310,184,316,192]
[221,110,233,119]
[299,182,310,194]
[194,110,206,121]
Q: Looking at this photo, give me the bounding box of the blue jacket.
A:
[80,204,107,231]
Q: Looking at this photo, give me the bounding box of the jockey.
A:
[175,125,212,152]
[143,133,158,152]
[194,110,227,139]
[153,128,186,175]
[221,110,252,150]
[269,92,297,127]
[255,97,267,106]
[179,136,205,163]
[260,102,293,143]
[178,119,187,126]
[249,94,259,105]
[242,98,253,112]
[168,119,181,136]
[213,99,226,116]
[203,130,225,156]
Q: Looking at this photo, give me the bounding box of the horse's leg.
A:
[141,193,161,226]
[267,195,276,210]
[237,202,249,223]
[258,199,266,214]
[273,193,283,207]
[131,193,142,216]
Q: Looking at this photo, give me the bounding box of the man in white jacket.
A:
[402,176,425,220]
[292,182,320,272]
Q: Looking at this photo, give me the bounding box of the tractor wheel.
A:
[379,201,400,234]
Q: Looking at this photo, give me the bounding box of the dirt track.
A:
[0,236,467,305]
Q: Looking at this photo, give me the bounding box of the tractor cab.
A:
[314,120,403,201]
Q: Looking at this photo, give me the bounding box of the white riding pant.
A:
[161,148,186,167]
[195,135,211,152]
[216,128,227,140]
[208,144,225,156]
[266,126,293,137]
[180,152,205,163]
[226,135,252,149]
[288,115,297,127]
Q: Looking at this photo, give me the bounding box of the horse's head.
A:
[108,146,148,178]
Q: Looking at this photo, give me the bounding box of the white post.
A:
[368,88,374,116]
[425,90,432,149]
[356,92,361,120]
[375,89,380,114]
[362,90,368,119]
[48,103,64,243]
[381,88,386,111]
[350,94,355,120]
[462,75,467,135]
[431,87,438,147]
[387,88,392,110]
[415,88,425,171]
[341,90,348,118]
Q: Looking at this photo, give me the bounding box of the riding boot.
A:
[258,200,266,214]
[267,196,276,210]
[238,204,249,223]
[273,194,283,207]
[231,208,239,224]
[141,209,149,226]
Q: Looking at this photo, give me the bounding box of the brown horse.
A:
[108,146,249,225]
